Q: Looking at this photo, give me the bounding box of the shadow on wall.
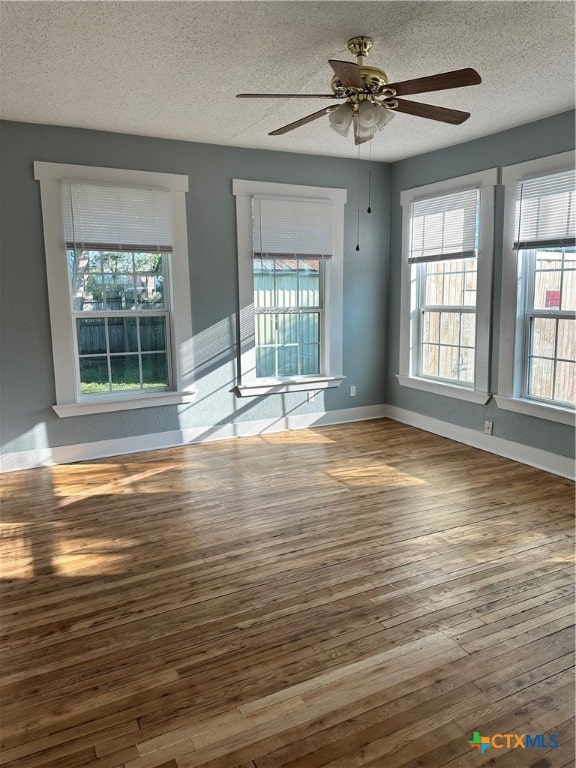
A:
[177,310,326,443]
[3,287,333,471]
[35,312,245,465]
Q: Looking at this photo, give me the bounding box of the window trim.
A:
[398,168,497,403]
[34,162,196,417]
[497,151,575,425]
[233,179,346,396]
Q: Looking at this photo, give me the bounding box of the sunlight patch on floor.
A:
[53,550,132,576]
[0,522,33,578]
[0,522,139,578]
[326,463,428,488]
[51,463,183,498]
[252,430,336,445]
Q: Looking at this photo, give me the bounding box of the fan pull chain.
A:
[367,171,372,214]
[355,144,360,251]
[367,142,372,214]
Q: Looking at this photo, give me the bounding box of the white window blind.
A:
[252,197,333,260]
[62,181,173,252]
[514,169,576,249]
[408,188,479,264]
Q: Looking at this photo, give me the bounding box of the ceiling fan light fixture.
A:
[328,102,354,136]
[376,104,395,131]
[354,117,377,144]
[357,99,376,128]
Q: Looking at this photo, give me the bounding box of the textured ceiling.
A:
[1,0,574,161]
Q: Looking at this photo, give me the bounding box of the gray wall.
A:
[387,110,576,458]
[2,113,575,462]
[0,120,390,456]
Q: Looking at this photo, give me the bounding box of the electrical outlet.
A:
[350,385,356,397]
[484,420,494,435]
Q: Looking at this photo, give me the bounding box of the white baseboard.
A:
[0,404,387,473]
[384,405,575,480]
[2,403,573,480]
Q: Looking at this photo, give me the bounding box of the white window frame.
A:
[496,151,575,425]
[233,179,346,396]
[398,168,497,404]
[34,162,196,417]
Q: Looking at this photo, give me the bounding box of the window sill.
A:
[236,376,345,397]
[53,390,197,417]
[397,375,491,405]
[494,396,575,425]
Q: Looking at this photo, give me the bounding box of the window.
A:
[65,183,173,396]
[497,153,575,424]
[252,198,331,379]
[523,247,575,405]
[35,163,195,416]
[398,169,497,404]
[233,180,346,396]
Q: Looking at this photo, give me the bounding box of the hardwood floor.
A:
[1,419,574,768]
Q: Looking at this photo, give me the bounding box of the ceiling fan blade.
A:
[389,98,471,124]
[268,105,341,136]
[237,93,339,99]
[386,68,481,97]
[328,59,365,89]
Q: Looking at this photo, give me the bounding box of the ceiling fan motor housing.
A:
[331,65,389,96]
[331,38,388,95]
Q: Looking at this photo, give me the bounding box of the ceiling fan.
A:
[237,36,482,145]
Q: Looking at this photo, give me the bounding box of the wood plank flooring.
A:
[1,419,574,768]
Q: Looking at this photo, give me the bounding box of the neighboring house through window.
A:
[496,151,575,424]
[233,180,346,396]
[35,162,195,416]
[398,168,497,403]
